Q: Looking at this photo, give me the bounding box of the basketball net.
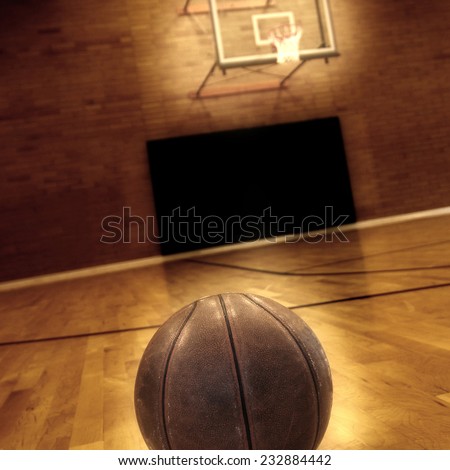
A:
[269,24,303,64]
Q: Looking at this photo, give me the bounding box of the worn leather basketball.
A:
[134,293,332,450]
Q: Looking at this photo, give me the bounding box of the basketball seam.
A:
[161,301,198,450]
[243,294,322,449]
[218,294,253,450]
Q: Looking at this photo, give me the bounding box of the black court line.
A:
[188,259,450,277]
[0,324,164,348]
[1,282,449,348]
[288,238,450,272]
[187,237,450,275]
[289,282,450,310]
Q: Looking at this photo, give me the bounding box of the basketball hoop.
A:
[269,23,303,64]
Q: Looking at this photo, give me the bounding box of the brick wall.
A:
[1,0,449,281]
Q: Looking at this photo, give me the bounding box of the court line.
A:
[288,238,450,272]
[188,259,450,277]
[289,282,450,310]
[1,282,449,348]
[188,237,450,275]
[0,325,162,348]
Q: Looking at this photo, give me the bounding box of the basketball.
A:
[134,293,333,450]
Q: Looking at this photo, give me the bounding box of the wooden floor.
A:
[1,213,450,449]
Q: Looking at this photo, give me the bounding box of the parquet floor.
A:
[0,213,449,449]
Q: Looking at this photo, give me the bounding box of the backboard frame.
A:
[179,0,339,98]
[209,0,338,69]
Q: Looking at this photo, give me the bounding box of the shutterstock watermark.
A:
[100,206,350,245]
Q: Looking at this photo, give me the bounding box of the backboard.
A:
[208,0,337,69]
